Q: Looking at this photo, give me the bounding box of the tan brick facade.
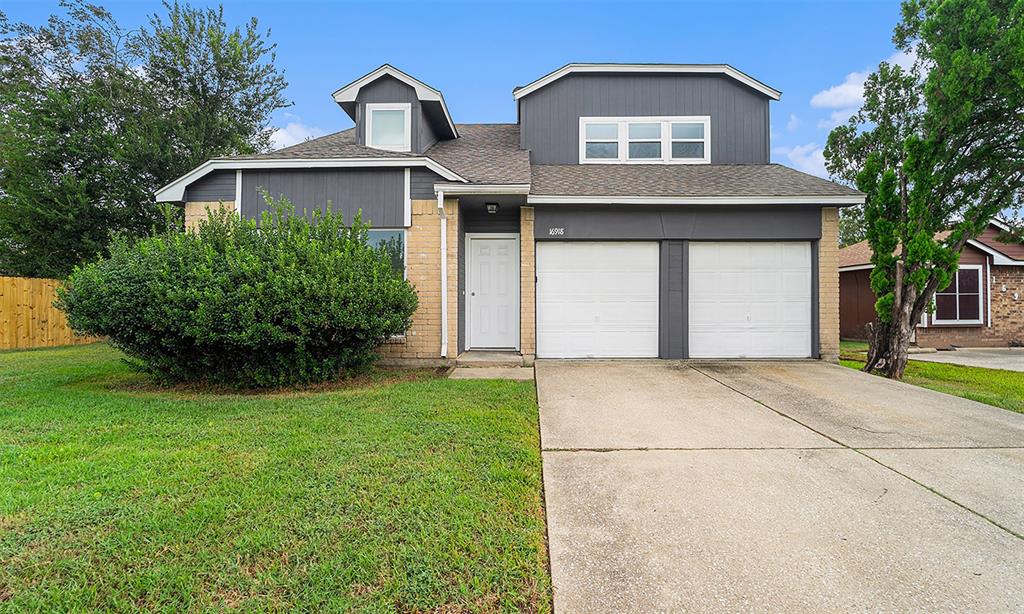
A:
[184,201,235,231]
[378,198,458,364]
[915,265,1024,347]
[819,207,841,361]
[519,207,536,364]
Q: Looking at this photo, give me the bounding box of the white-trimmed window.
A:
[367,229,407,277]
[366,103,411,152]
[579,116,711,164]
[933,264,983,325]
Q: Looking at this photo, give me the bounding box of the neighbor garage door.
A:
[689,242,812,358]
[536,242,659,358]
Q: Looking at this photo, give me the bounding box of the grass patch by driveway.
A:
[840,349,1024,415]
[0,344,549,612]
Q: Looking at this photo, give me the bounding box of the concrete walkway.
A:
[538,361,1024,613]
[910,347,1024,372]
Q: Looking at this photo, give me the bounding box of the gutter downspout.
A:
[437,189,448,359]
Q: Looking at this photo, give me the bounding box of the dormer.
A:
[332,64,458,154]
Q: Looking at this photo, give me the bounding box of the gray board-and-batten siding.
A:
[518,73,771,165]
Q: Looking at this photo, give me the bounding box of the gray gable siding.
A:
[519,73,770,165]
[410,167,443,199]
[184,169,235,202]
[355,75,435,154]
[241,168,405,228]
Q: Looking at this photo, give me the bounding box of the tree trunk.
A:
[864,270,919,380]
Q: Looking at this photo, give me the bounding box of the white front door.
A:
[536,242,660,358]
[688,241,812,358]
[468,236,520,349]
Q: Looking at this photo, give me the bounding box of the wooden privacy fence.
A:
[0,276,99,350]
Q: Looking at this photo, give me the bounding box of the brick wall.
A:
[520,206,536,364]
[916,265,1024,347]
[819,207,841,361]
[184,201,235,231]
[378,198,458,364]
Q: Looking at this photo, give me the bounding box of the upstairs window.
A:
[579,116,711,164]
[583,122,619,159]
[933,265,983,325]
[366,103,411,151]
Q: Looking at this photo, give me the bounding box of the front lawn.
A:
[841,350,1024,414]
[0,344,550,612]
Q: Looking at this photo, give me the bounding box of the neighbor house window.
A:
[579,116,711,164]
[367,229,406,277]
[933,264,983,324]
[366,103,411,151]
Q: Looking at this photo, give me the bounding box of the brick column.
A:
[380,199,444,362]
[520,206,536,364]
[184,201,235,231]
[819,207,840,361]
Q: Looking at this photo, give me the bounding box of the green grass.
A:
[0,344,550,612]
[841,356,1024,414]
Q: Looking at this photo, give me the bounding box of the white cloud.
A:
[774,143,828,178]
[786,113,801,132]
[810,50,917,112]
[811,70,869,109]
[816,108,857,130]
[270,121,326,150]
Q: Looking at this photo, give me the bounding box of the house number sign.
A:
[548,227,565,236]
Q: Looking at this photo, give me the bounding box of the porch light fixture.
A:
[486,202,499,214]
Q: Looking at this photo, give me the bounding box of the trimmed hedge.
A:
[56,200,418,387]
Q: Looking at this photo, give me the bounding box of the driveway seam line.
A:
[688,365,1024,542]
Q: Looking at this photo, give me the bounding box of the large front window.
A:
[367,229,406,277]
[579,116,711,164]
[933,265,983,324]
[366,103,411,151]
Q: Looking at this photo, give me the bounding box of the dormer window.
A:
[366,103,411,151]
[579,116,711,164]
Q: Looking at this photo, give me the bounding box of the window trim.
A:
[365,103,412,152]
[366,228,408,279]
[579,115,711,165]
[932,264,984,325]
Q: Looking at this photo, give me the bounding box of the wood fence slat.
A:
[0,276,98,350]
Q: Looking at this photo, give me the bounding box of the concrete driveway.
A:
[538,360,1024,613]
[910,347,1024,372]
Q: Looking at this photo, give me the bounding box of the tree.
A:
[838,206,869,247]
[824,0,1024,379]
[0,1,288,278]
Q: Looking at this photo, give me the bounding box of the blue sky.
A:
[3,0,906,178]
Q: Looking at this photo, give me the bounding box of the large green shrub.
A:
[56,199,418,387]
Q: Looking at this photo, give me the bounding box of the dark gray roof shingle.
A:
[223,124,531,185]
[530,164,863,197]
[424,124,531,185]
[220,124,858,198]
[227,128,416,160]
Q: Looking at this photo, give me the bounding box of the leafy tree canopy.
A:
[824,0,1024,378]
[0,1,289,277]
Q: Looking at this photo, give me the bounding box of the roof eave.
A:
[513,63,782,101]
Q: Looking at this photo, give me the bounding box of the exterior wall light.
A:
[486,203,499,214]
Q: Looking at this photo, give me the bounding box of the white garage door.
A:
[537,242,659,358]
[689,242,812,358]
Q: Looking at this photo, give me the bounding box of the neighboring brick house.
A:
[839,221,1024,347]
[156,63,864,364]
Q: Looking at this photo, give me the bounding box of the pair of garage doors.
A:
[536,241,812,358]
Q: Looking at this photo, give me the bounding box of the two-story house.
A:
[156,63,864,363]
